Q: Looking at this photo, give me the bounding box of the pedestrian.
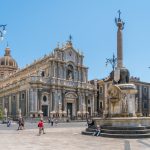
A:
[17,117,22,130]
[55,119,58,126]
[7,119,11,127]
[48,118,51,123]
[38,119,45,135]
[21,117,25,129]
[51,118,54,126]
[93,125,101,136]
[87,119,94,128]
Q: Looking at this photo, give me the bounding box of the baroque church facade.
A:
[0,40,97,119]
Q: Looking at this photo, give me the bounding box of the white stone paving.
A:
[0,122,150,150]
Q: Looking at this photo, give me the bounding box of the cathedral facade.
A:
[0,40,97,119]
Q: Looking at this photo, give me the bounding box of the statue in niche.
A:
[68,71,72,80]
[67,64,74,80]
[4,108,7,117]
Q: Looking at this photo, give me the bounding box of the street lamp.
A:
[105,53,117,83]
[0,25,7,41]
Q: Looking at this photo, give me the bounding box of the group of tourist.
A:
[87,119,101,137]
[6,117,101,137]
[6,116,58,135]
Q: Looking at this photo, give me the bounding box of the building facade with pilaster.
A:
[0,40,97,119]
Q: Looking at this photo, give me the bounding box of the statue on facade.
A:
[68,72,73,80]
[4,108,7,118]
[18,108,22,118]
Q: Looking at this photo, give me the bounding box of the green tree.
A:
[0,108,3,119]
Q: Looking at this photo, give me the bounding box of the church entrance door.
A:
[42,105,48,117]
[67,103,72,119]
[88,107,91,116]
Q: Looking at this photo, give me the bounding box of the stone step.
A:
[101,126,147,130]
[82,131,94,136]
[102,129,150,134]
[100,133,150,138]
[86,128,97,132]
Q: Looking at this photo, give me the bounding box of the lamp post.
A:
[0,25,7,41]
[105,54,117,118]
[105,53,117,83]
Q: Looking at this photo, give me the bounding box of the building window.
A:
[41,71,45,77]
[143,102,148,109]
[100,102,103,109]
[99,86,103,94]
[22,93,25,99]
[43,95,47,102]
[88,99,90,104]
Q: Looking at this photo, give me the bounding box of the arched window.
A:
[66,64,74,80]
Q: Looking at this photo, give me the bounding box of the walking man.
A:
[38,119,45,135]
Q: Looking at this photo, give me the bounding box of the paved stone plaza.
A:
[0,122,150,150]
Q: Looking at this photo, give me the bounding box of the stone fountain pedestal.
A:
[82,84,150,138]
[107,84,137,118]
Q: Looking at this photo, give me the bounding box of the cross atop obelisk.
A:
[115,10,125,68]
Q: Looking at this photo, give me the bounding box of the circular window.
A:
[43,95,47,102]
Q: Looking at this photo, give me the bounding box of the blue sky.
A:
[0,0,150,82]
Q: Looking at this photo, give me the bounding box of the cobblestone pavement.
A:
[0,122,150,150]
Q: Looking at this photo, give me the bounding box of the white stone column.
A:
[34,89,38,112]
[26,89,29,116]
[54,90,57,111]
[29,89,34,112]
[9,96,11,115]
[29,89,38,116]
[139,85,142,115]
[127,94,136,116]
[148,87,150,116]
[104,83,108,116]
[92,94,95,116]
[16,92,19,114]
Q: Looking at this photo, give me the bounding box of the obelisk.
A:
[115,10,125,68]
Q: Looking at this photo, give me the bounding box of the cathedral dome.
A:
[0,47,18,68]
[0,47,18,79]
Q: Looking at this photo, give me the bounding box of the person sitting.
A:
[87,119,95,128]
[93,125,101,136]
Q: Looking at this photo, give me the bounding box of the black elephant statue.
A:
[118,68,130,84]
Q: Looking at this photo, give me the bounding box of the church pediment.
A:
[64,47,77,63]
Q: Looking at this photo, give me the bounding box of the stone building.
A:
[97,77,150,117]
[0,40,97,119]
